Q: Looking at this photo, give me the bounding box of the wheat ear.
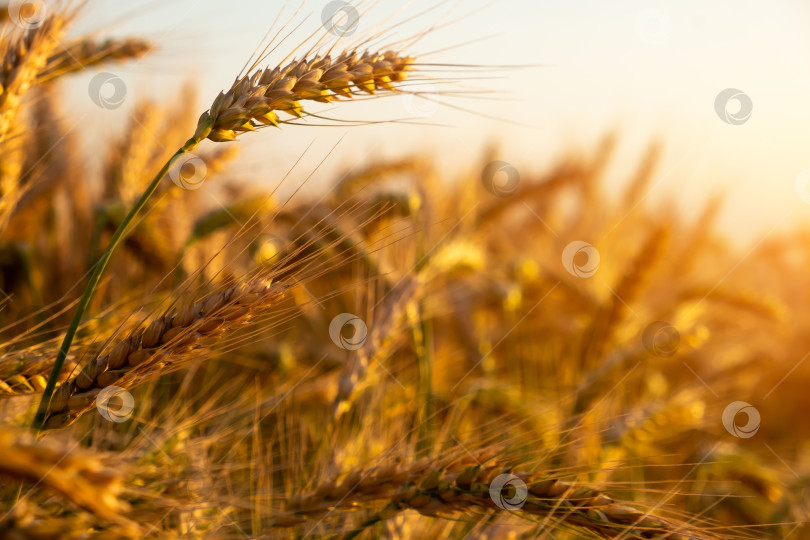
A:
[273,458,716,540]
[38,37,151,83]
[0,14,68,142]
[197,50,414,141]
[41,278,287,428]
[0,13,69,232]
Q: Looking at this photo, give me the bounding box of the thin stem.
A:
[31,137,201,430]
[414,302,433,458]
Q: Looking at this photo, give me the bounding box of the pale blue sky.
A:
[62,0,810,241]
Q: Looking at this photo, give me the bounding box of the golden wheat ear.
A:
[42,278,287,428]
[0,12,72,143]
[271,456,717,540]
[195,50,415,142]
[37,37,152,83]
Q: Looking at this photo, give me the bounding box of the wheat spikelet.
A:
[196,50,415,141]
[271,457,715,540]
[38,37,151,83]
[42,278,288,428]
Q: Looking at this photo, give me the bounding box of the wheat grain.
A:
[0,352,77,396]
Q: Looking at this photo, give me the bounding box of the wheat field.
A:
[0,2,806,539]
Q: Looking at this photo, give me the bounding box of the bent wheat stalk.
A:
[33,45,416,429]
[273,458,717,540]
[42,278,287,429]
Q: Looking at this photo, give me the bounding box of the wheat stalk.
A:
[42,278,287,428]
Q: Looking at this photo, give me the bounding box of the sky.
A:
[57,0,810,243]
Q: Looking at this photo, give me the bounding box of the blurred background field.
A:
[1,1,810,539]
